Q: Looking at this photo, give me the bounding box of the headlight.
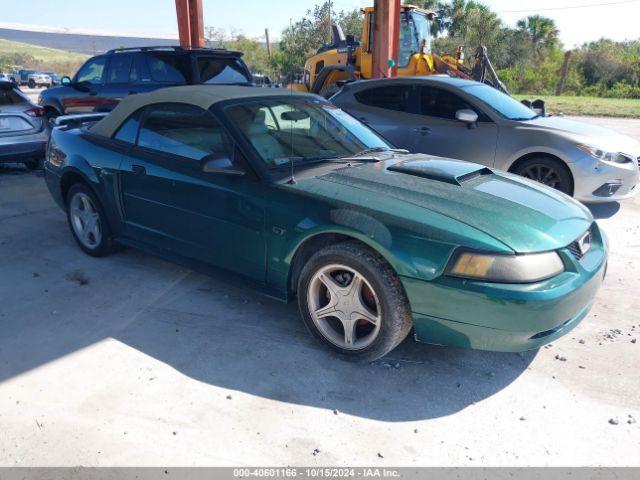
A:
[447,251,564,283]
[577,144,633,164]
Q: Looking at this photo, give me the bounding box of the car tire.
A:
[512,156,573,196]
[28,79,36,89]
[23,159,41,170]
[66,183,116,257]
[297,241,413,362]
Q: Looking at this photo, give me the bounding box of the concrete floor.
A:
[0,118,639,466]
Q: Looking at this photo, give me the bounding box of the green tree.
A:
[271,1,361,81]
[516,15,560,60]
[224,35,270,74]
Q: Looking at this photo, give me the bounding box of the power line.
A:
[498,0,640,14]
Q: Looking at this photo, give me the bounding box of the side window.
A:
[76,57,107,85]
[113,108,144,144]
[137,103,234,162]
[145,54,190,83]
[354,85,413,112]
[197,57,251,84]
[420,86,490,121]
[106,55,133,84]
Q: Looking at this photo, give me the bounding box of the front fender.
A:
[504,145,572,171]
[39,96,64,115]
[268,209,474,300]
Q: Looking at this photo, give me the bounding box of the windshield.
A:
[398,11,431,67]
[462,84,538,120]
[225,98,390,169]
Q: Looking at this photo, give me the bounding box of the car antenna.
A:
[287,17,296,185]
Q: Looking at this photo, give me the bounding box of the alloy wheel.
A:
[69,192,102,249]
[521,164,562,189]
[307,264,382,350]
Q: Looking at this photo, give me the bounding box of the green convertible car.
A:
[44,86,607,361]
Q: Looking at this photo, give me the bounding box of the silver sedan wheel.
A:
[521,164,561,189]
[307,264,382,350]
[69,192,102,249]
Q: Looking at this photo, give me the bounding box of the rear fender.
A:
[54,131,125,235]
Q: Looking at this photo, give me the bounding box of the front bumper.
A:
[402,225,608,352]
[570,155,639,202]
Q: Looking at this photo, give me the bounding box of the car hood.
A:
[286,155,593,253]
[518,116,640,154]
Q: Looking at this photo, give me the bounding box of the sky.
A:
[0,0,639,48]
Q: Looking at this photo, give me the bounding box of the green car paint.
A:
[44,88,607,353]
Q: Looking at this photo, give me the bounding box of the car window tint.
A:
[198,57,250,84]
[354,85,412,112]
[145,54,190,83]
[138,104,233,161]
[106,55,133,84]
[113,109,143,143]
[76,57,107,84]
[420,86,489,121]
[0,87,27,105]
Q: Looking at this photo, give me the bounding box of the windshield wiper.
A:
[346,146,410,157]
[511,115,540,121]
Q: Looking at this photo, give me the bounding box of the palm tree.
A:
[516,15,560,59]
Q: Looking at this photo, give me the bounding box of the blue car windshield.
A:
[225,98,390,169]
[462,84,537,121]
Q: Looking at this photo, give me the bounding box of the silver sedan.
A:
[330,76,640,202]
[0,81,48,170]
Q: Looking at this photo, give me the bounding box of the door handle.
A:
[412,126,431,135]
[131,164,146,175]
[88,91,97,96]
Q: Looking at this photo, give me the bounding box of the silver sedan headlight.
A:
[447,251,564,283]
[577,144,633,165]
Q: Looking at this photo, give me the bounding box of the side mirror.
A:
[455,109,478,128]
[61,76,72,86]
[201,153,245,176]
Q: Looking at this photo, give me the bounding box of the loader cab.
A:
[359,5,436,78]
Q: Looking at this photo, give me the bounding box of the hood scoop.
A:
[387,158,492,186]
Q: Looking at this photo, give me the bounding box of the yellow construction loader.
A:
[291,4,506,97]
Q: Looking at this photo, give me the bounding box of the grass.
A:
[0,39,88,75]
[513,94,640,118]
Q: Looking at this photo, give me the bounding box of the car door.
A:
[117,103,266,281]
[342,83,420,149]
[98,53,136,111]
[62,56,109,114]
[413,85,498,166]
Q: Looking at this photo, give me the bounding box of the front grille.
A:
[566,229,592,261]
[567,240,584,260]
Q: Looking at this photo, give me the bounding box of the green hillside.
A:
[0,38,88,75]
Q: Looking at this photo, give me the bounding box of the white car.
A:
[26,72,52,89]
[331,76,640,202]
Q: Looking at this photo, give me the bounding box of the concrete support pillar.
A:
[372,0,400,78]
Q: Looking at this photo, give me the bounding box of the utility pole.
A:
[556,50,572,96]
[328,0,331,43]
[265,28,272,58]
